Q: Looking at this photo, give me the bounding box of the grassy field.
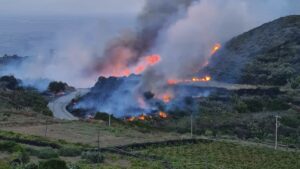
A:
[2,120,185,147]
[2,133,298,169]
[135,141,300,169]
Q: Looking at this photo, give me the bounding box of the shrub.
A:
[94,112,120,123]
[290,76,300,89]
[0,160,11,169]
[234,101,248,113]
[81,151,104,163]
[38,159,68,169]
[0,75,19,90]
[24,162,38,169]
[244,98,264,112]
[48,81,67,93]
[0,141,24,153]
[266,98,290,111]
[10,151,30,164]
[58,147,81,157]
[36,148,58,159]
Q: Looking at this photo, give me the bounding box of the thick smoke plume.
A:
[1,0,300,115]
[91,0,300,91]
[147,0,300,81]
[77,0,300,116]
[92,0,195,77]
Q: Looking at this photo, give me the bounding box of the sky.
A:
[0,0,145,17]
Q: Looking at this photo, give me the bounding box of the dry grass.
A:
[0,109,60,127]
[2,120,186,147]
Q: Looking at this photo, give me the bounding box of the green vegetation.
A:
[47,81,67,94]
[0,75,52,117]
[58,146,82,157]
[139,141,300,169]
[241,40,300,86]
[35,148,59,159]
[39,159,68,169]
[0,90,52,116]
[0,75,20,90]
[81,151,104,163]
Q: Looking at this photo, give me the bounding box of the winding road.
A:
[48,88,90,120]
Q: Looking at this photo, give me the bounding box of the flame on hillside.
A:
[167,75,212,85]
[157,91,174,103]
[211,43,221,55]
[126,111,168,122]
[159,111,168,119]
[102,54,161,77]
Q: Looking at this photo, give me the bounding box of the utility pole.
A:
[108,114,111,127]
[275,115,281,150]
[97,124,100,151]
[191,112,193,138]
[44,119,48,137]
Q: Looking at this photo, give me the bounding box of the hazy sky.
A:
[0,0,146,17]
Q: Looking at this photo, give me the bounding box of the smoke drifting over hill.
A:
[0,0,300,90]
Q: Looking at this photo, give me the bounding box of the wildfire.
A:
[127,117,136,122]
[167,75,212,85]
[167,79,180,85]
[138,114,147,121]
[134,54,161,74]
[126,111,168,122]
[103,54,161,77]
[158,91,174,103]
[146,55,161,65]
[191,76,211,82]
[159,111,168,119]
[211,43,221,55]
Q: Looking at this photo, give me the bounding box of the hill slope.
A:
[206,15,300,86]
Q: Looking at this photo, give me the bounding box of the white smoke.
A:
[1,0,300,91]
[0,16,137,89]
[149,0,300,81]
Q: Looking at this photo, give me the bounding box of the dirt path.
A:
[48,88,90,120]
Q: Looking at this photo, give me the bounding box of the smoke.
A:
[1,0,300,115]
[142,0,300,88]
[92,0,196,77]
[72,0,300,116]
[89,0,300,93]
[0,16,137,89]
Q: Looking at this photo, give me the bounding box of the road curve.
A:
[48,88,90,120]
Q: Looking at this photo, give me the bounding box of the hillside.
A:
[206,15,300,86]
[0,75,52,127]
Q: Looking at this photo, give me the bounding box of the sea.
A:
[0,15,136,57]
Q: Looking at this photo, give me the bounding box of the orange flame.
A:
[211,43,221,55]
[159,91,174,103]
[191,76,211,82]
[101,54,161,77]
[167,76,211,85]
[146,55,161,65]
[159,111,168,119]
[138,114,146,121]
[162,95,172,103]
[167,79,180,85]
[127,117,136,122]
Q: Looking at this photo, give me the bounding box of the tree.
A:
[48,81,67,93]
[0,75,19,90]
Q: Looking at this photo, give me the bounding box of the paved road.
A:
[48,88,90,120]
